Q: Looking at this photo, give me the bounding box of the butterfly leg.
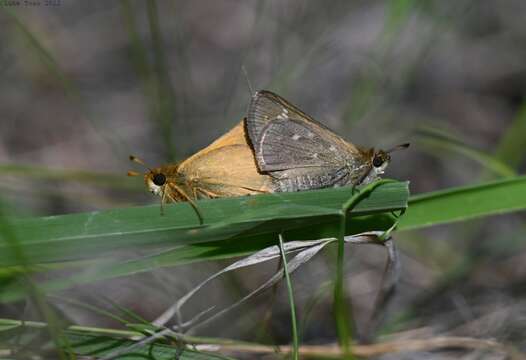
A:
[192,185,199,200]
[197,187,219,199]
[166,183,204,225]
[159,185,169,216]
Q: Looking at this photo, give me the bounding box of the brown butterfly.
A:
[128,120,273,221]
[245,90,408,192]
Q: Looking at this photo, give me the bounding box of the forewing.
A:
[246,90,360,172]
[257,118,347,171]
[246,90,327,145]
[181,120,246,165]
[178,144,272,198]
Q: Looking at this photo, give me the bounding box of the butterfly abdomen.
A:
[274,175,319,192]
[272,167,352,192]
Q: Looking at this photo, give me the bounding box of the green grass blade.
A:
[147,0,178,160]
[399,176,526,231]
[1,182,408,267]
[0,182,407,302]
[0,318,244,359]
[494,103,526,169]
[120,0,154,90]
[0,206,69,359]
[278,234,299,360]
[416,126,516,178]
[2,326,234,359]
[4,176,526,303]
[0,164,143,190]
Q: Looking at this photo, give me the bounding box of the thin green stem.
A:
[334,179,395,352]
[342,180,395,213]
[0,164,143,190]
[333,215,351,353]
[0,317,297,349]
[494,102,526,170]
[147,0,177,160]
[278,233,299,360]
[0,318,139,337]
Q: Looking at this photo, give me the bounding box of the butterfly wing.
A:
[181,144,273,198]
[257,118,345,170]
[246,91,370,189]
[246,90,333,144]
[177,120,272,198]
[182,120,248,165]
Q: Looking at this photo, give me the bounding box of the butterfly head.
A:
[128,155,171,197]
[361,143,409,184]
[371,150,390,176]
[145,169,168,196]
[128,155,203,222]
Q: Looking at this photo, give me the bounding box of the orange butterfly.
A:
[128,120,273,222]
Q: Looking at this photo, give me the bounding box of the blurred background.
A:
[1,0,526,358]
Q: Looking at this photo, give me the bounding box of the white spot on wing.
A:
[292,134,301,141]
[277,109,289,120]
[329,145,336,151]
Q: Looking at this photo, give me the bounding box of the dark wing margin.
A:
[246,90,282,147]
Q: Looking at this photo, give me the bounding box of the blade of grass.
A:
[342,0,416,126]
[1,318,517,358]
[278,233,299,360]
[415,126,516,178]
[3,177,526,304]
[494,102,526,169]
[147,0,178,160]
[0,204,69,359]
[398,175,526,231]
[0,164,143,190]
[8,328,234,360]
[4,176,526,302]
[0,181,408,267]
[120,0,154,92]
[121,0,178,163]
[334,180,394,352]
[404,111,526,330]
[0,318,236,359]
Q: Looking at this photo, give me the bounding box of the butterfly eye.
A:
[152,173,166,186]
[372,155,384,168]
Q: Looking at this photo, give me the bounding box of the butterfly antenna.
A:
[386,143,410,154]
[127,171,141,177]
[241,65,254,95]
[129,155,152,171]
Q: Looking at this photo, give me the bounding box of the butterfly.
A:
[128,120,273,222]
[245,90,408,192]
